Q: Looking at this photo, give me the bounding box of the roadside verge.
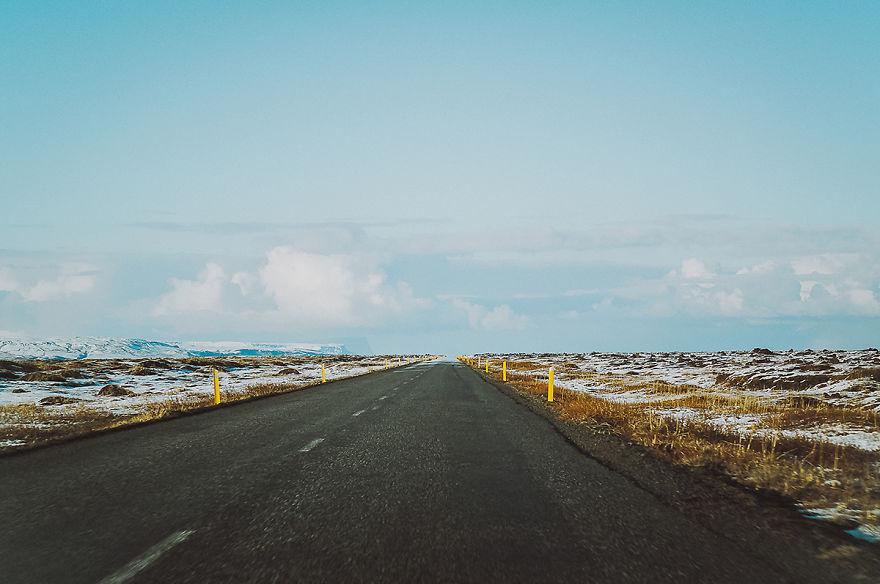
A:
[465,364,880,581]
[0,358,433,457]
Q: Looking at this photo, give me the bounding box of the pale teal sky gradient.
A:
[1,2,878,353]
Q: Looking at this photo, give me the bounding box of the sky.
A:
[1,1,878,355]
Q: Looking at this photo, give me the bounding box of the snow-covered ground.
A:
[498,349,880,407]
[0,359,380,412]
[482,349,880,451]
[0,336,346,360]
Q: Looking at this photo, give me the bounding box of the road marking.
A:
[352,409,366,417]
[299,438,325,452]
[371,404,381,411]
[379,395,388,400]
[98,529,194,584]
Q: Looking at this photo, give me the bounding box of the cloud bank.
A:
[1,216,877,350]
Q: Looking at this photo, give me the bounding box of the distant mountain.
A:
[180,341,346,358]
[0,337,347,360]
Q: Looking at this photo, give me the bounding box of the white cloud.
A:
[679,258,714,279]
[847,288,880,315]
[558,309,582,320]
[259,248,361,325]
[736,260,776,275]
[715,289,745,315]
[0,263,98,303]
[791,254,858,276]
[257,247,427,327]
[0,267,18,292]
[596,251,880,319]
[22,274,94,302]
[799,280,818,302]
[150,248,430,328]
[230,271,259,296]
[153,263,225,316]
[452,299,528,331]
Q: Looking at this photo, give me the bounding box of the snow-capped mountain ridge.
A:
[0,337,346,360]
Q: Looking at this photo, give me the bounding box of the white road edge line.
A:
[299,438,325,452]
[352,409,366,417]
[379,395,388,400]
[98,529,194,584]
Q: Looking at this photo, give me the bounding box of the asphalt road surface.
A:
[0,360,866,583]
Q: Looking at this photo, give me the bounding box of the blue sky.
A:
[1,2,878,354]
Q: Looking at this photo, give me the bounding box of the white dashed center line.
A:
[379,395,388,400]
[352,409,366,417]
[299,438,325,452]
[98,529,195,584]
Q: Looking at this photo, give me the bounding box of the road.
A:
[0,360,865,583]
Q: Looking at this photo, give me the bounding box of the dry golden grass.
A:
[469,358,880,528]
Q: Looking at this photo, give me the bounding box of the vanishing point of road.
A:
[0,360,867,583]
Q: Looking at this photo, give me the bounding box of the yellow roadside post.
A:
[485,359,489,373]
[548,367,555,402]
[212,368,221,405]
[385,358,389,369]
[503,360,507,382]
[321,364,326,383]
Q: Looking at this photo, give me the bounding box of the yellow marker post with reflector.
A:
[321,364,326,383]
[213,368,221,405]
[548,367,555,402]
[485,359,489,373]
[503,360,507,382]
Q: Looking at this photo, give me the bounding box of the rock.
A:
[39,396,80,406]
[139,359,175,369]
[128,365,156,376]
[846,367,880,382]
[59,368,86,379]
[11,387,28,393]
[21,372,67,382]
[0,360,41,372]
[276,367,301,376]
[0,370,19,380]
[97,384,135,397]
[750,348,775,356]
[799,363,833,372]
